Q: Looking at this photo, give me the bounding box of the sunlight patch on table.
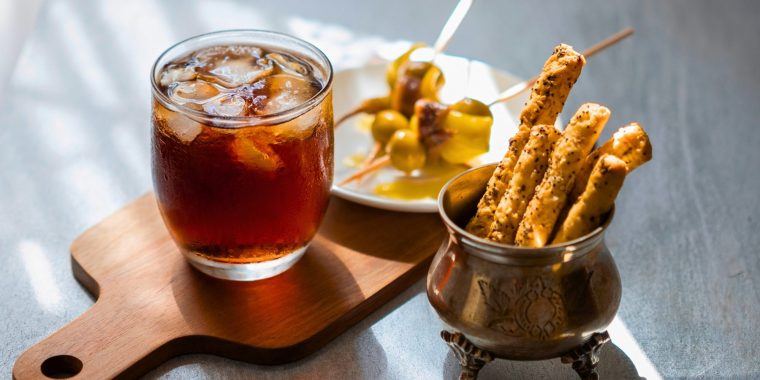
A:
[610,316,663,380]
[48,1,118,107]
[18,239,62,314]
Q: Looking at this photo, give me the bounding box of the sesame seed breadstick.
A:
[519,44,587,127]
[571,122,652,200]
[487,124,560,243]
[465,127,530,237]
[553,154,627,243]
[515,103,610,247]
[466,44,585,237]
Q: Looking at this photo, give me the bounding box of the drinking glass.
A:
[151,30,333,281]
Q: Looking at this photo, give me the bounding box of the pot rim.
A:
[437,163,614,260]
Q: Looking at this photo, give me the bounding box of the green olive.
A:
[387,129,426,173]
[371,110,409,145]
[450,98,492,117]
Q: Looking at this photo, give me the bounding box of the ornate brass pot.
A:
[427,164,621,379]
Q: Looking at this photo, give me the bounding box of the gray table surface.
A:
[2,0,759,379]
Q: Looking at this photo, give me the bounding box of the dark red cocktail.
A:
[151,31,333,281]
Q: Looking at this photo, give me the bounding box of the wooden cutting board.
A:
[13,193,446,380]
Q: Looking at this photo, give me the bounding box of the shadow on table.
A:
[443,341,643,380]
[142,277,427,379]
[142,330,387,379]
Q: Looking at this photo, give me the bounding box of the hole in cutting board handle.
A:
[40,355,83,378]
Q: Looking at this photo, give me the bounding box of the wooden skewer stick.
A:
[434,0,475,56]
[352,142,384,184]
[582,27,635,58]
[488,27,634,107]
[411,0,475,62]
[360,143,382,167]
[340,155,481,185]
[338,155,391,186]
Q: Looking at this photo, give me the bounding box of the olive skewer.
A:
[336,0,476,185]
[338,98,490,186]
[339,28,635,185]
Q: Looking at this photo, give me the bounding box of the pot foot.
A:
[441,330,494,380]
[561,331,610,380]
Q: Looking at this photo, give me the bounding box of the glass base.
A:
[182,246,307,281]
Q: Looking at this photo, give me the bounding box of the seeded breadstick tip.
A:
[553,154,627,243]
[571,122,652,200]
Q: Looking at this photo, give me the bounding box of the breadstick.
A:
[487,124,560,243]
[465,127,529,237]
[519,44,587,126]
[571,122,651,200]
[466,44,585,237]
[553,154,627,243]
[515,103,610,247]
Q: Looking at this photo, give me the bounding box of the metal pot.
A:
[427,163,621,378]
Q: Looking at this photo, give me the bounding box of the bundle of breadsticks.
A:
[466,44,652,247]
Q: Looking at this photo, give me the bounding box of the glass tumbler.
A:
[150,30,333,281]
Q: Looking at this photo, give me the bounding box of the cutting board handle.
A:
[13,297,178,380]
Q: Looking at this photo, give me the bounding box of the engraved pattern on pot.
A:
[478,277,565,340]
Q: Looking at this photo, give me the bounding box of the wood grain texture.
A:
[12,193,445,379]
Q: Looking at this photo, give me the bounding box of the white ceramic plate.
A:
[331,55,528,213]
